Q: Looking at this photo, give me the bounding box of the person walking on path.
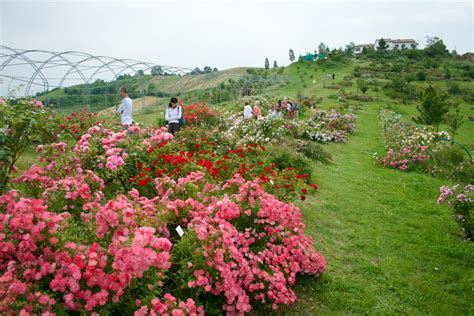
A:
[165,97,182,135]
[116,86,133,126]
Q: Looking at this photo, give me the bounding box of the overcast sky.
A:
[1,0,473,70]
[0,0,472,96]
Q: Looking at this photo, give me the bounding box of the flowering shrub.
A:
[181,102,220,126]
[375,109,450,171]
[437,184,474,239]
[220,109,356,146]
[302,110,356,143]
[222,114,287,145]
[1,123,326,314]
[0,98,57,192]
[58,109,103,139]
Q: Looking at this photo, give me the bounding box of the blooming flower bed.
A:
[181,102,220,126]
[375,109,450,171]
[437,183,474,239]
[1,123,326,315]
[220,109,356,146]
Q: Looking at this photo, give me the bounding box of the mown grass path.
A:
[272,102,474,315]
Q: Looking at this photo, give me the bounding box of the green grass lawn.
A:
[288,101,474,314]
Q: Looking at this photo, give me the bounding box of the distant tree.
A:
[424,36,449,57]
[289,49,295,62]
[136,70,144,76]
[345,42,355,55]
[203,66,213,73]
[151,66,163,76]
[273,60,278,68]
[213,67,218,72]
[190,67,203,75]
[298,55,303,62]
[413,85,452,131]
[377,38,388,50]
[318,42,328,54]
[264,58,270,69]
[147,83,157,95]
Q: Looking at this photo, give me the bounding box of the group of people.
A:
[115,86,184,135]
[242,99,300,120]
[115,86,300,138]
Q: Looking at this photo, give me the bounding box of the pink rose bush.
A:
[437,184,473,239]
[1,123,326,314]
[375,109,450,171]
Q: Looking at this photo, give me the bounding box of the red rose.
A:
[301,195,306,201]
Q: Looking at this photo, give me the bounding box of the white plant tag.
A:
[269,179,274,185]
[176,225,185,237]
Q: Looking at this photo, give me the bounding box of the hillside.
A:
[147,67,249,93]
[35,67,251,112]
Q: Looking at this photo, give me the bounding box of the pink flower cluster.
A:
[135,293,204,316]
[183,175,326,314]
[383,145,429,171]
[28,99,44,108]
[0,189,175,314]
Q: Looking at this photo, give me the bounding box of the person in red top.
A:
[253,100,262,119]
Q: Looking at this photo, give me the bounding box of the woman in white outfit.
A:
[165,97,182,135]
[243,101,253,119]
[116,86,133,126]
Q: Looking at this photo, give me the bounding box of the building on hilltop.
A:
[462,52,474,62]
[374,38,418,50]
[354,44,374,55]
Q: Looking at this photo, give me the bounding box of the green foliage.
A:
[416,71,427,81]
[443,107,464,140]
[384,78,417,102]
[0,99,58,192]
[294,140,332,164]
[446,81,461,95]
[413,85,452,130]
[357,79,369,94]
[429,143,469,177]
[377,38,388,50]
[424,36,449,57]
[267,146,313,181]
[264,58,270,69]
